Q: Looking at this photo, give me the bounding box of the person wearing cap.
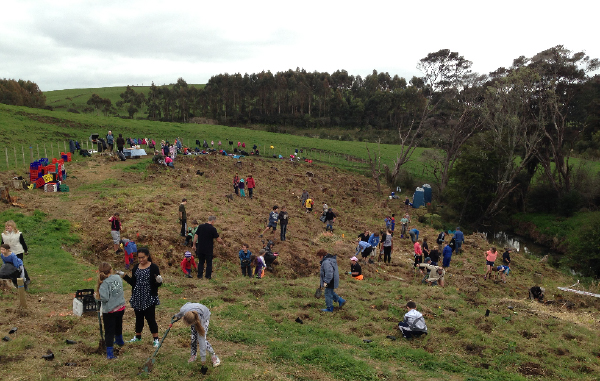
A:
[418,257,445,287]
[238,178,246,197]
[317,249,345,312]
[348,257,363,280]
[181,251,197,278]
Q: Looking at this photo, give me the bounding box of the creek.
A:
[484,230,562,265]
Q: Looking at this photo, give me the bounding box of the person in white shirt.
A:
[398,301,428,339]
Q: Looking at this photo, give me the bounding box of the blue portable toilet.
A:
[412,187,425,208]
[423,184,432,204]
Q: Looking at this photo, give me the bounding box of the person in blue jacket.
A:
[442,243,453,268]
[364,232,380,261]
[409,228,420,243]
[454,227,465,254]
[238,243,252,277]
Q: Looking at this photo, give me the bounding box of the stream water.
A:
[483,230,563,267]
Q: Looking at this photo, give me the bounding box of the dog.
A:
[225,194,234,202]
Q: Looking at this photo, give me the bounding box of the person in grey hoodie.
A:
[318,249,346,312]
[398,301,428,339]
[97,262,126,359]
[174,303,221,370]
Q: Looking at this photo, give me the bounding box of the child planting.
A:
[180,251,197,278]
[174,302,221,373]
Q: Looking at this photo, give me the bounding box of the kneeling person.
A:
[398,301,428,339]
[349,256,363,280]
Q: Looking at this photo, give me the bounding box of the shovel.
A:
[96,300,106,352]
[139,316,180,374]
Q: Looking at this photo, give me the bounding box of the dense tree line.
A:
[0,78,46,108]
[111,47,600,226]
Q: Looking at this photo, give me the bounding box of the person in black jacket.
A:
[116,134,125,154]
[122,247,163,347]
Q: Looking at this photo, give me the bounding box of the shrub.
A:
[526,184,558,213]
[565,213,600,277]
[557,190,584,217]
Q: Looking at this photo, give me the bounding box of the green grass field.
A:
[44,85,205,115]
[3,99,599,191]
[0,103,432,180]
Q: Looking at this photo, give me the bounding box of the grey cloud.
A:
[33,12,296,63]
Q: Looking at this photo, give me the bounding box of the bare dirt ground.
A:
[2,152,599,380]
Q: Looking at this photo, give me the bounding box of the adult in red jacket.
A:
[246,175,256,199]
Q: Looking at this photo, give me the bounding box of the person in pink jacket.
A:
[413,240,423,268]
[484,247,498,280]
[246,174,256,199]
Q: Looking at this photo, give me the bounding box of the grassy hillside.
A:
[0,147,599,380]
[0,103,432,181]
[44,85,206,116]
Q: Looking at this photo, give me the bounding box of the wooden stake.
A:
[5,148,9,170]
[44,143,47,158]
[22,146,25,168]
[37,144,39,159]
[14,147,17,168]
[17,278,27,309]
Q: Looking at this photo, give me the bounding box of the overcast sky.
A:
[2,0,597,92]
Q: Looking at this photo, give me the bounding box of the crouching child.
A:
[398,301,428,339]
[180,251,197,278]
[0,244,29,290]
